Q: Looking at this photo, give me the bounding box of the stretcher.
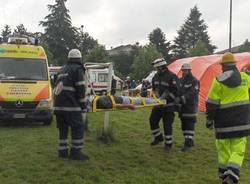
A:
[90,95,166,113]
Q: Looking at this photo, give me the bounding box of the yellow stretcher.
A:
[91,95,166,113]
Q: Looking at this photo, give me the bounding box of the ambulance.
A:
[0,37,53,125]
[88,68,109,94]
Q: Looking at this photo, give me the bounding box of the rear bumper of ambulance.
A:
[0,109,53,122]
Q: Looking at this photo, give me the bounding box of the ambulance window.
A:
[89,72,96,82]
[0,58,48,80]
[98,73,108,82]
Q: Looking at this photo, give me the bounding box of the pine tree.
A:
[1,25,12,42]
[149,28,172,61]
[173,6,216,58]
[40,0,78,65]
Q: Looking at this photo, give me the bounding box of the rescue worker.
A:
[206,52,250,184]
[150,58,179,151]
[54,49,89,161]
[178,63,199,152]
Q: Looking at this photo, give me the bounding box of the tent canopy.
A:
[168,52,250,112]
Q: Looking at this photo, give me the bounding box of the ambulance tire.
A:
[43,117,53,126]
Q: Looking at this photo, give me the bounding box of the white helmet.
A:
[68,49,82,59]
[181,63,191,70]
[152,58,167,68]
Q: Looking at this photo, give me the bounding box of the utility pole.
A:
[229,0,233,52]
[80,25,84,54]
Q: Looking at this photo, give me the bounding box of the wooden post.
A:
[103,111,110,134]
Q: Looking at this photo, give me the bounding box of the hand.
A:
[206,119,214,130]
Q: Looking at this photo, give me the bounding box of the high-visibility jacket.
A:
[54,61,86,113]
[206,71,250,139]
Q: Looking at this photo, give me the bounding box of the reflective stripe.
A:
[206,98,220,105]
[153,132,161,137]
[181,96,186,104]
[62,86,76,92]
[58,146,68,151]
[215,124,250,133]
[54,107,82,111]
[166,103,175,106]
[220,100,249,109]
[57,73,68,79]
[161,82,169,87]
[72,145,83,149]
[152,128,160,133]
[165,135,172,139]
[228,163,240,170]
[184,135,193,139]
[165,140,173,144]
[59,139,68,144]
[184,84,192,88]
[72,139,84,144]
[224,170,239,181]
[169,93,175,99]
[75,81,85,86]
[183,130,195,134]
[182,113,198,117]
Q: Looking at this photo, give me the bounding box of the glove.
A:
[206,119,214,130]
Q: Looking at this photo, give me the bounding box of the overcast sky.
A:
[0,0,249,51]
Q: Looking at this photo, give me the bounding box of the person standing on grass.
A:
[177,63,199,152]
[149,58,180,151]
[206,52,250,184]
[54,49,89,161]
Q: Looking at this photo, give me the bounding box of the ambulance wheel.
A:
[43,117,53,126]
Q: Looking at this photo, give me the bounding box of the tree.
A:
[173,6,216,58]
[13,24,30,36]
[131,44,162,80]
[1,25,12,42]
[85,45,110,63]
[110,44,140,78]
[75,27,98,57]
[188,40,209,57]
[238,39,250,53]
[40,0,78,65]
[149,27,172,61]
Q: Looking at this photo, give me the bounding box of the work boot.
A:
[222,176,235,184]
[164,144,172,152]
[69,149,89,161]
[58,150,68,158]
[181,145,192,152]
[181,139,194,152]
[150,136,163,146]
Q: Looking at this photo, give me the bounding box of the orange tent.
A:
[168,52,250,112]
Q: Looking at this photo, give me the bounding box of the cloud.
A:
[0,0,248,51]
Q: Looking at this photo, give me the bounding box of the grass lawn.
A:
[0,109,250,184]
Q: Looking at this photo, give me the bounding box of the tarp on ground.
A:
[168,52,250,112]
